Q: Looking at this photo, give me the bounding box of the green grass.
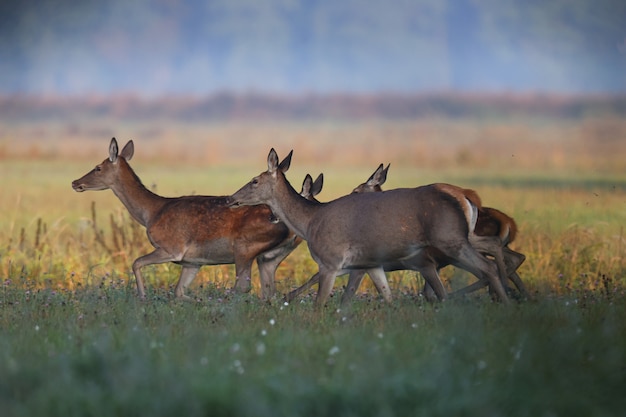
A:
[2,144,626,416]
[1,282,625,416]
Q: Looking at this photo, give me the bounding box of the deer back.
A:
[475,207,518,244]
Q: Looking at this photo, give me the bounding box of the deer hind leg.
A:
[174,265,200,299]
[340,270,367,305]
[451,244,510,304]
[454,247,529,299]
[418,264,447,302]
[285,272,320,302]
[469,235,511,292]
[365,268,392,303]
[503,247,530,299]
[132,248,179,298]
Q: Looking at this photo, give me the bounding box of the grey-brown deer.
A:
[72,138,304,299]
[229,149,510,306]
[348,163,527,301]
[285,164,527,304]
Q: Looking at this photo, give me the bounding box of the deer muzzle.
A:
[71,180,86,192]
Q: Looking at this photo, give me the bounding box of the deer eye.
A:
[95,165,102,172]
[251,178,259,185]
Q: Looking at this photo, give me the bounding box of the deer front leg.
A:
[174,265,201,299]
[316,268,338,307]
[233,255,254,294]
[256,254,284,300]
[132,248,178,298]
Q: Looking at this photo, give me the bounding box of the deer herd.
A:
[72,138,528,307]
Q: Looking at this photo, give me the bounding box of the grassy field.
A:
[1,117,626,416]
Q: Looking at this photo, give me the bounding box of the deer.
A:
[348,163,527,301]
[71,138,312,300]
[229,148,510,307]
[285,164,528,304]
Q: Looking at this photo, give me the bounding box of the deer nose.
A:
[72,180,84,192]
[226,196,242,208]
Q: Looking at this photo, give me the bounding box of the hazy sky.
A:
[1,0,625,95]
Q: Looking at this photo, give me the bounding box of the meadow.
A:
[1,115,626,416]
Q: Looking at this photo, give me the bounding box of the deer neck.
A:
[268,173,319,240]
[109,160,166,227]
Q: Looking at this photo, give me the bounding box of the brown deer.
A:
[229,149,510,306]
[285,164,527,304]
[71,138,308,300]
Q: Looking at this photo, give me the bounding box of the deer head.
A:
[72,137,134,192]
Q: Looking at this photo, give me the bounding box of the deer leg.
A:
[340,270,367,305]
[494,250,512,295]
[285,273,319,302]
[422,282,436,302]
[256,257,278,301]
[450,279,488,297]
[502,247,530,298]
[418,264,447,302]
[453,248,527,299]
[451,244,510,304]
[174,265,200,299]
[503,246,526,274]
[451,249,527,298]
[470,235,511,293]
[365,268,392,303]
[233,255,254,294]
[452,269,529,300]
[132,248,179,298]
[257,240,301,300]
[316,268,338,307]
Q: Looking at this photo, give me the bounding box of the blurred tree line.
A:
[0,0,624,94]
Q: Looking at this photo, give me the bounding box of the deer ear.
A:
[300,174,313,197]
[311,173,324,197]
[366,164,383,185]
[109,138,119,162]
[267,148,280,173]
[377,163,390,186]
[278,150,293,173]
[120,140,134,161]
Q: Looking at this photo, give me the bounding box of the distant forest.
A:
[2,93,625,122]
[1,0,625,94]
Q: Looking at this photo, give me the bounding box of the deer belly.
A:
[179,238,236,265]
[316,242,425,270]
